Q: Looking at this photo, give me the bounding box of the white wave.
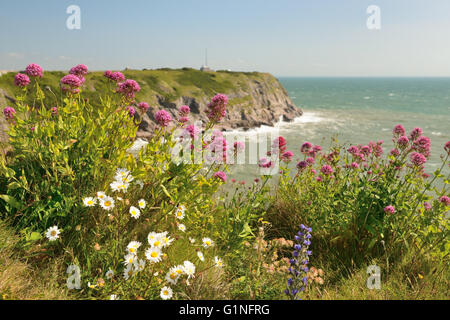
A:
[431,131,442,136]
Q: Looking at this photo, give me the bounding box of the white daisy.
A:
[100,196,115,211]
[134,259,146,272]
[161,235,174,248]
[182,261,196,279]
[160,286,173,300]
[105,269,114,280]
[123,253,136,266]
[174,265,184,276]
[147,231,159,245]
[119,173,134,184]
[189,237,196,244]
[110,180,129,193]
[138,199,147,209]
[129,206,141,219]
[123,264,135,280]
[174,205,186,220]
[45,226,61,241]
[202,237,214,248]
[83,197,96,207]
[165,267,180,285]
[115,168,130,179]
[87,282,97,289]
[96,191,106,201]
[126,241,142,255]
[214,256,223,268]
[197,251,205,262]
[145,247,162,263]
[178,224,186,232]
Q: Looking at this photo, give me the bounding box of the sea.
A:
[225,77,450,183]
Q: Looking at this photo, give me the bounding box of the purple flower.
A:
[281,150,294,162]
[69,64,88,77]
[413,136,431,154]
[213,171,227,182]
[301,142,313,153]
[14,73,30,87]
[320,165,333,175]
[410,152,427,166]
[439,196,450,206]
[390,148,400,157]
[154,110,172,127]
[384,205,395,215]
[137,102,150,113]
[105,71,125,82]
[393,124,405,137]
[397,136,410,149]
[3,106,16,120]
[179,116,189,123]
[51,107,58,116]
[296,161,308,170]
[179,105,191,117]
[347,146,359,154]
[125,106,136,117]
[25,63,43,78]
[60,74,83,93]
[409,127,423,141]
[206,94,228,123]
[351,162,359,169]
[117,79,140,101]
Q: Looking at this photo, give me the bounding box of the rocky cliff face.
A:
[0,70,302,141]
[136,72,302,138]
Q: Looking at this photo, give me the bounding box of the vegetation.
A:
[0,64,448,300]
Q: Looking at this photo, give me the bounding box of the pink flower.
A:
[233,141,245,153]
[351,162,359,169]
[179,105,191,117]
[393,124,405,137]
[14,73,30,87]
[117,79,140,101]
[390,148,400,157]
[424,202,432,211]
[206,94,228,123]
[320,165,333,175]
[137,102,150,113]
[105,71,125,82]
[179,116,189,123]
[3,106,16,120]
[413,136,431,154]
[409,127,422,141]
[213,171,227,182]
[69,64,88,77]
[281,150,294,162]
[439,195,450,206]
[360,145,372,156]
[61,74,83,93]
[272,136,287,153]
[410,152,427,166]
[306,157,315,165]
[296,161,308,170]
[347,146,359,154]
[154,110,172,127]
[445,141,450,154]
[51,107,58,116]
[316,176,322,182]
[301,142,313,153]
[185,124,201,139]
[104,70,113,78]
[384,205,395,215]
[25,63,43,78]
[397,136,409,149]
[259,157,273,169]
[125,106,136,117]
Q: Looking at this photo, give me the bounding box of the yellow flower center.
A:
[154,241,160,247]
[88,200,93,205]
[151,252,158,258]
[105,201,111,207]
[51,230,57,236]
[176,269,182,274]
[170,273,177,279]
[206,241,211,246]
[163,290,169,295]
[129,248,135,253]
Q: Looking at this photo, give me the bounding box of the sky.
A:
[1,0,450,77]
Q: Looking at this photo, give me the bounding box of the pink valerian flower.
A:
[104,70,112,78]
[320,165,333,176]
[393,124,405,137]
[254,178,260,183]
[390,148,400,157]
[413,136,431,155]
[424,202,432,211]
[125,106,136,117]
[410,152,427,166]
[281,150,294,163]
[154,110,172,127]
[306,157,315,165]
[117,79,140,101]
[3,107,16,120]
[316,176,323,182]
[445,141,450,154]
[105,71,125,82]
[347,146,359,155]
[179,116,189,123]
[14,73,30,87]
[296,161,308,170]
[351,162,359,169]
[272,136,287,154]
[25,63,43,77]
[397,136,409,149]
[179,105,191,117]
[384,205,395,215]
[185,124,201,139]
[60,74,83,93]
[137,102,150,113]
[233,141,245,153]
[259,157,274,169]
[51,107,58,116]
[360,145,372,156]
[213,171,227,183]
[69,64,88,77]
[370,141,384,157]
[409,127,422,141]
[301,142,313,153]
[308,145,322,158]
[206,94,228,123]
[439,196,450,206]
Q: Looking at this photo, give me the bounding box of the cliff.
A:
[0,68,302,140]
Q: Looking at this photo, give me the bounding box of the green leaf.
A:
[0,194,23,210]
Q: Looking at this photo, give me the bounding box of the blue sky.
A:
[1,0,450,76]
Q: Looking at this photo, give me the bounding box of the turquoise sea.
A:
[227,77,450,181]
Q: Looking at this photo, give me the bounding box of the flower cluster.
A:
[3,106,16,120]
[285,224,312,300]
[104,70,125,82]
[25,63,43,78]
[14,73,30,87]
[155,110,172,127]
[60,74,83,94]
[117,79,141,101]
[206,94,228,123]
